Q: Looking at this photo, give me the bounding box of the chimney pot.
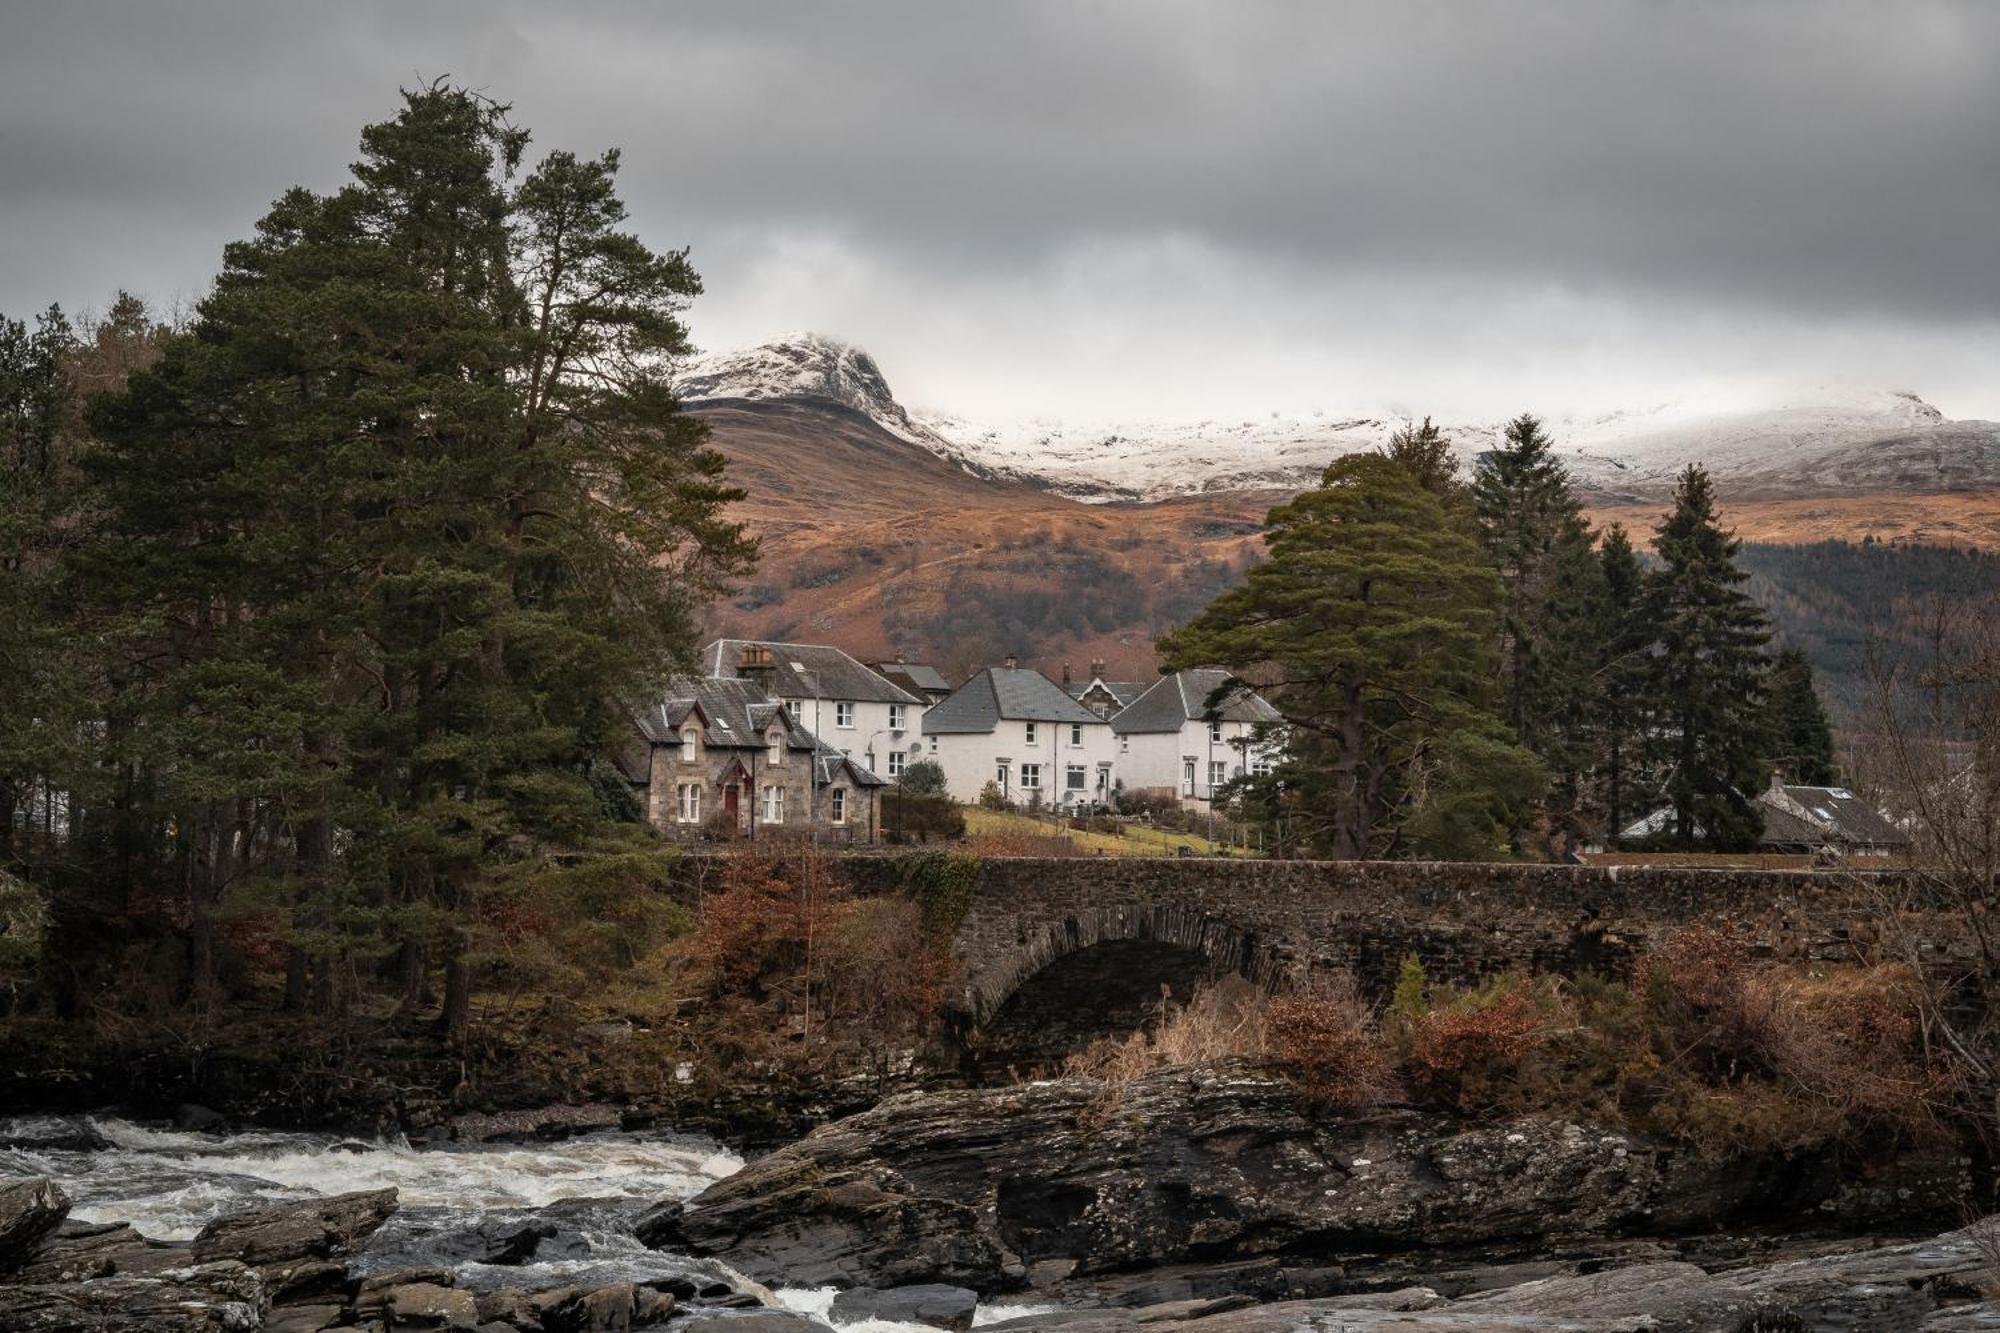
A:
[1003,654,1018,670]
[1062,662,1073,685]
[1090,658,1106,680]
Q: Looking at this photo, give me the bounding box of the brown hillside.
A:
[697,400,2000,683]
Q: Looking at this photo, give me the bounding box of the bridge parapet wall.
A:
[925,857,1952,1025]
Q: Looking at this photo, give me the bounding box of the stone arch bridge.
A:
[831,856,1958,1035]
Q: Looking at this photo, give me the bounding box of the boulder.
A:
[383,1280,480,1329]
[191,1188,398,1265]
[0,1258,266,1332]
[0,1176,71,1273]
[828,1284,979,1331]
[536,1281,638,1331]
[662,1065,1961,1293]
[676,1315,831,1333]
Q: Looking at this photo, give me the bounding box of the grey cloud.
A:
[1,0,1995,416]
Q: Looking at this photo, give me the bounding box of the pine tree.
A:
[1765,647,1838,785]
[1589,523,1657,843]
[1471,413,1605,854]
[1383,416,1461,502]
[1641,465,1773,850]
[80,86,754,1022]
[1162,454,1541,860]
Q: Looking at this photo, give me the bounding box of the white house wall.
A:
[1118,718,1279,809]
[777,695,923,780]
[928,717,1119,807]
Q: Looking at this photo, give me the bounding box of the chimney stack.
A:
[739,644,777,692]
[1003,654,1019,670]
[1089,658,1107,681]
[1061,662,1073,685]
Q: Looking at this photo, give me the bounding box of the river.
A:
[0,1114,1058,1330]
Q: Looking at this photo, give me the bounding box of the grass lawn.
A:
[960,805,1241,857]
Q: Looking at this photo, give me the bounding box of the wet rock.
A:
[0,1258,266,1332]
[260,1257,351,1304]
[191,1188,398,1265]
[982,1228,2000,1330]
[677,1314,832,1332]
[384,1280,479,1329]
[829,1283,979,1330]
[536,1281,638,1332]
[173,1102,228,1133]
[0,1176,70,1273]
[665,1065,1962,1293]
[265,1304,347,1332]
[449,1104,623,1144]
[14,1219,191,1283]
[479,1220,557,1266]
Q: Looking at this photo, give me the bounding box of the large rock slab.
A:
[982,1229,2000,1330]
[829,1283,979,1330]
[0,1259,266,1332]
[658,1065,1958,1292]
[191,1188,398,1265]
[0,1176,71,1273]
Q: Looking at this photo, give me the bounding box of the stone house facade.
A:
[621,674,888,843]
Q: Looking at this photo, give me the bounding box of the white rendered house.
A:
[923,663,1119,808]
[1110,668,1283,810]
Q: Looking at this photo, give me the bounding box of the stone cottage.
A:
[621,674,889,842]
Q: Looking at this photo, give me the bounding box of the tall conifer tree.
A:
[1471,413,1604,853]
[1163,454,1540,860]
[1766,647,1838,786]
[1641,465,1772,850]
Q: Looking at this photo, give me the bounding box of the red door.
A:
[723,784,740,826]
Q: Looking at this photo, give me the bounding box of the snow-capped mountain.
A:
[678,334,2000,504]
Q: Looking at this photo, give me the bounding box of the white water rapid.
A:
[0,1114,1059,1330]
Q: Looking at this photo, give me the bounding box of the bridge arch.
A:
[959,902,1290,1027]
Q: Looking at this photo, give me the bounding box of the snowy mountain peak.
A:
[679,335,1999,504]
[676,332,938,447]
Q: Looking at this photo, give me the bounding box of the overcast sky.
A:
[3,1,1997,422]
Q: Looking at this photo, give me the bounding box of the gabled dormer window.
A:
[680,728,699,760]
[768,730,784,765]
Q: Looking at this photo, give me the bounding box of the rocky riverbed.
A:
[3,1072,1997,1330]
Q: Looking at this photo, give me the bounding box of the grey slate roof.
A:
[1111,669,1284,735]
[703,639,922,706]
[637,675,890,785]
[1765,783,1908,849]
[925,666,1105,734]
[872,660,953,696]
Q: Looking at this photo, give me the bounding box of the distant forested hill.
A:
[1739,540,2000,722]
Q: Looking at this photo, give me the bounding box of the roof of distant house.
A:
[1619,780,1908,849]
[1111,668,1284,735]
[924,666,1106,734]
[703,639,922,705]
[871,659,953,695]
[635,675,888,786]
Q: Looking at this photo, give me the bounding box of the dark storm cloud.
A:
[2,1,1996,417]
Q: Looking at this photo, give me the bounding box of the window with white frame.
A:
[1066,764,1086,791]
[785,700,801,720]
[762,784,784,823]
[1251,755,1273,776]
[929,735,939,753]
[680,728,698,760]
[1208,721,1223,742]
[830,787,847,824]
[767,730,784,764]
[1021,763,1042,790]
[1024,721,1038,745]
[676,782,701,823]
[888,750,905,777]
[1070,723,1083,746]
[889,703,906,731]
[835,701,855,728]
[1209,760,1228,789]
[1183,760,1196,795]
[1119,735,1129,753]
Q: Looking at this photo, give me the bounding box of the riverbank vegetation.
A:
[1067,927,1962,1159]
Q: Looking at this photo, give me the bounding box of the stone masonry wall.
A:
[818,855,1963,1025]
